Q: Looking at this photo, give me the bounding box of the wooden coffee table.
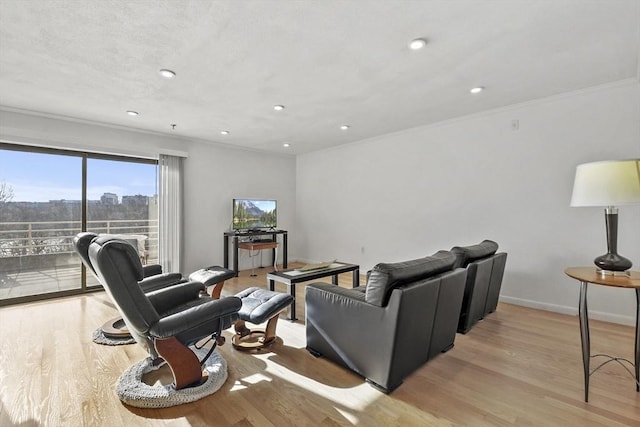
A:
[267,262,360,321]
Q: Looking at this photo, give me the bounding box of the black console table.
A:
[224,229,288,277]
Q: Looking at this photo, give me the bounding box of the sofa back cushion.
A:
[365,250,455,307]
[451,240,498,269]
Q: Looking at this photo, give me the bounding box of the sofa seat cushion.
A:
[451,240,498,269]
[365,250,455,307]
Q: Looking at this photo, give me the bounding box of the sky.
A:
[240,199,277,212]
[0,149,157,202]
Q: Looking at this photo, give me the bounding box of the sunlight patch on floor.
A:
[334,407,360,424]
[231,372,273,392]
[250,352,382,411]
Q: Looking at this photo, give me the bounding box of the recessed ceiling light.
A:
[409,38,427,50]
[274,105,285,111]
[340,125,350,131]
[283,143,291,148]
[126,110,139,116]
[159,69,176,78]
[470,86,484,94]
[220,130,230,135]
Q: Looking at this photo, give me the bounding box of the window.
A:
[0,143,158,305]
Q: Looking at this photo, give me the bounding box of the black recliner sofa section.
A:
[305,250,467,393]
[452,240,507,334]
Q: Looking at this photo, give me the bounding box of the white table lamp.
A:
[570,159,640,273]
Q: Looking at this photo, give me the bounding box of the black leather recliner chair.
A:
[305,250,467,393]
[75,232,184,292]
[451,240,507,334]
[74,232,186,338]
[85,235,242,389]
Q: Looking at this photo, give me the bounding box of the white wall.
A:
[296,80,640,324]
[0,109,297,274]
[181,142,296,274]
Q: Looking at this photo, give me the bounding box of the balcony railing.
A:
[0,219,159,269]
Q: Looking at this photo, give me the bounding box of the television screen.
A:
[233,198,277,230]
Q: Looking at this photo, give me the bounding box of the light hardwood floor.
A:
[1,264,639,426]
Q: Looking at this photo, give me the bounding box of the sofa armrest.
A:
[306,282,367,302]
[305,282,399,388]
[307,273,456,393]
[146,281,206,313]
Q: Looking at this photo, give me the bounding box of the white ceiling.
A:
[0,0,638,155]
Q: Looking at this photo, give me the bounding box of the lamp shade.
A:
[570,159,640,207]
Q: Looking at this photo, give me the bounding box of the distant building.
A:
[101,193,118,205]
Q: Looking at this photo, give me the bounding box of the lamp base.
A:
[594,252,632,272]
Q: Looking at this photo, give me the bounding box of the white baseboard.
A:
[500,296,635,326]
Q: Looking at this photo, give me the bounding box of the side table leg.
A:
[635,289,640,392]
[579,281,590,402]
[223,235,229,268]
[233,237,239,277]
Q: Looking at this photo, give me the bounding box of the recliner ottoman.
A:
[233,287,294,350]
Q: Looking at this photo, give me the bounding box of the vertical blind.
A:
[158,154,182,273]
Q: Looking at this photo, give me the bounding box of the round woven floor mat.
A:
[91,327,136,345]
[115,347,227,408]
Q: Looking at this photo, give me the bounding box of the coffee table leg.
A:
[332,274,339,285]
[288,283,297,321]
[269,278,275,291]
[579,281,590,402]
[353,269,359,288]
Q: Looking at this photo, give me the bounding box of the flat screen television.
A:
[232,198,277,230]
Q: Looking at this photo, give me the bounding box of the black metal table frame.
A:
[578,281,640,402]
[267,263,360,321]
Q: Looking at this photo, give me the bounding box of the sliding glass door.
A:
[0,143,157,304]
[0,148,83,300]
[85,158,159,287]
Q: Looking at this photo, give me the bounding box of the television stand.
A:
[224,229,288,277]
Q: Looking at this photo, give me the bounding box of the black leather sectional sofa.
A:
[305,240,507,393]
[452,240,508,334]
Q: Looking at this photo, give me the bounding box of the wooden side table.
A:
[564,267,640,402]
